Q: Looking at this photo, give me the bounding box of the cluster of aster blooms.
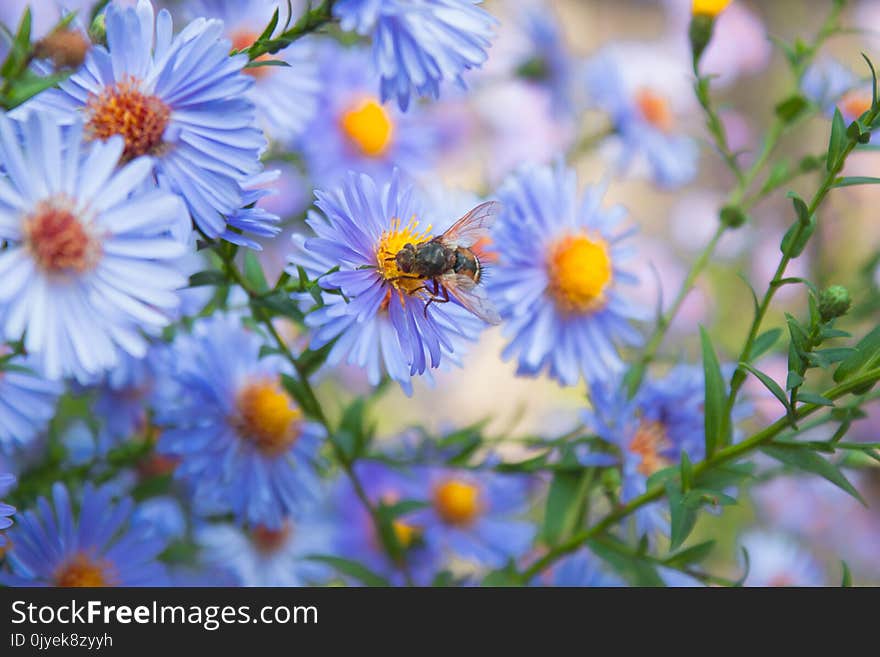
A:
[0,0,878,588]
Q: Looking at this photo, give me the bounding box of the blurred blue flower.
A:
[197,512,333,586]
[0,352,62,453]
[132,495,187,542]
[287,170,485,395]
[410,468,535,569]
[185,0,320,143]
[0,112,186,382]
[334,0,497,111]
[20,0,278,248]
[802,56,873,123]
[156,312,324,528]
[0,482,169,586]
[739,530,825,587]
[542,549,625,587]
[0,472,14,546]
[584,45,699,188]
[299,43,436,186]
[492,162,644,386]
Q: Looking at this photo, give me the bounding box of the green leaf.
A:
[694,462,755,491]
[827,107,847,171]
[679,452,693,492]
[834,325,880,383]
[863,52,878,107]
[188,270,227,287]
[749,328,783,360]
[700,327,729,456]
[841,561,852,587]
[740,362,792,416]
[243,251,269,294]
[663,540,716,568]
[586,538,665,587]
[780,215,816,258]
[307,555,390,587]
[542,470,591,546]
[775,94,809,123]
[666,480,699,551]
[762,443,865,505]
[335,397,372,462]
[831,176,880,188]
[280,373,322,420]
[796,392,834,406]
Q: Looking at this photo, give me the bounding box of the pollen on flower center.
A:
[433,480,481,526]
[546,233,612,314]
[841,92,871,122]
[85,77,171,161]
[628,420,671,476]
[340,98,394,157]
[375,216,433,296]
[23,199,100,274]
[635,88,674,132]
[54,553,116,587]
[251,522,292,553]
[234,379,303,456]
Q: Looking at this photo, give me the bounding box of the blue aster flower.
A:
[330,461,441,585]
[491,162,644,386]
[408,468,535,569]
[739,530,825,587]
[802,56,874,123]
[584,45,699,188]
[334,0,497,111]
[196,513,333,587]
[0,482,170,586]
[0,351,63,453]
[156,312,325,528]
[19,0,278,248]
[299,43,436,186]
[185,0,320,143]
[0,472,14,546]
[0,111,186,382]
[287,170,485,395]
[535,549,625,587]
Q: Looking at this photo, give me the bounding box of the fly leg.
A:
[423,280,450,318]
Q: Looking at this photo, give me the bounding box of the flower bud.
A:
[689,1,732,65]
[818,285,852,322]
[33,28,91,70]
[720,205,747,229]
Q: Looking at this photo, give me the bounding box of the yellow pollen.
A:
[54,553,115,587]
[841,93,871,121]
[628,421,671,476]
[392,520,420,549]
[340,98,394,157]
[251,522,292,553]
[546,233,612,314]
[23,199,100,274]
[635,88,674,132]
[691,0,732,17]
[85,77,171,162]
[234,379,303,456]
[433,480,481,526]
[375,216,433,297]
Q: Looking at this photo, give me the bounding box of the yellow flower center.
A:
[546,233,612,314]
[375,216,433,297]
[340,98,394,157]
[628,421,671,476]
[23,199,100,274]
[85,76,171,162]
[54,553,116,587]
[841,92,871,122]
[392,520,420,549]
[635,88,674,132]
[234,379,303,456]
[691,0,732,17]
[433,480,481,526]
[251,522,292,554]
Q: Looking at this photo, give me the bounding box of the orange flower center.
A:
[340,98,394,157]
[841,92,871,122]
[251,522,292,554]
[86,77,171,161]
[628,421,671,476]
[23,199,100,274]
[433,480,481,526]
[546,233,612,314]
[234,379,303,456]
[635,88,674,132]
[232,31,274,79]
[54,553,116,587]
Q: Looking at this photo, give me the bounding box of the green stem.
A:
[245,0,336,60]
[521,366,880,583]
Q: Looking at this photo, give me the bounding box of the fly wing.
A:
[440,273,502,325]
[438,201,500,249]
